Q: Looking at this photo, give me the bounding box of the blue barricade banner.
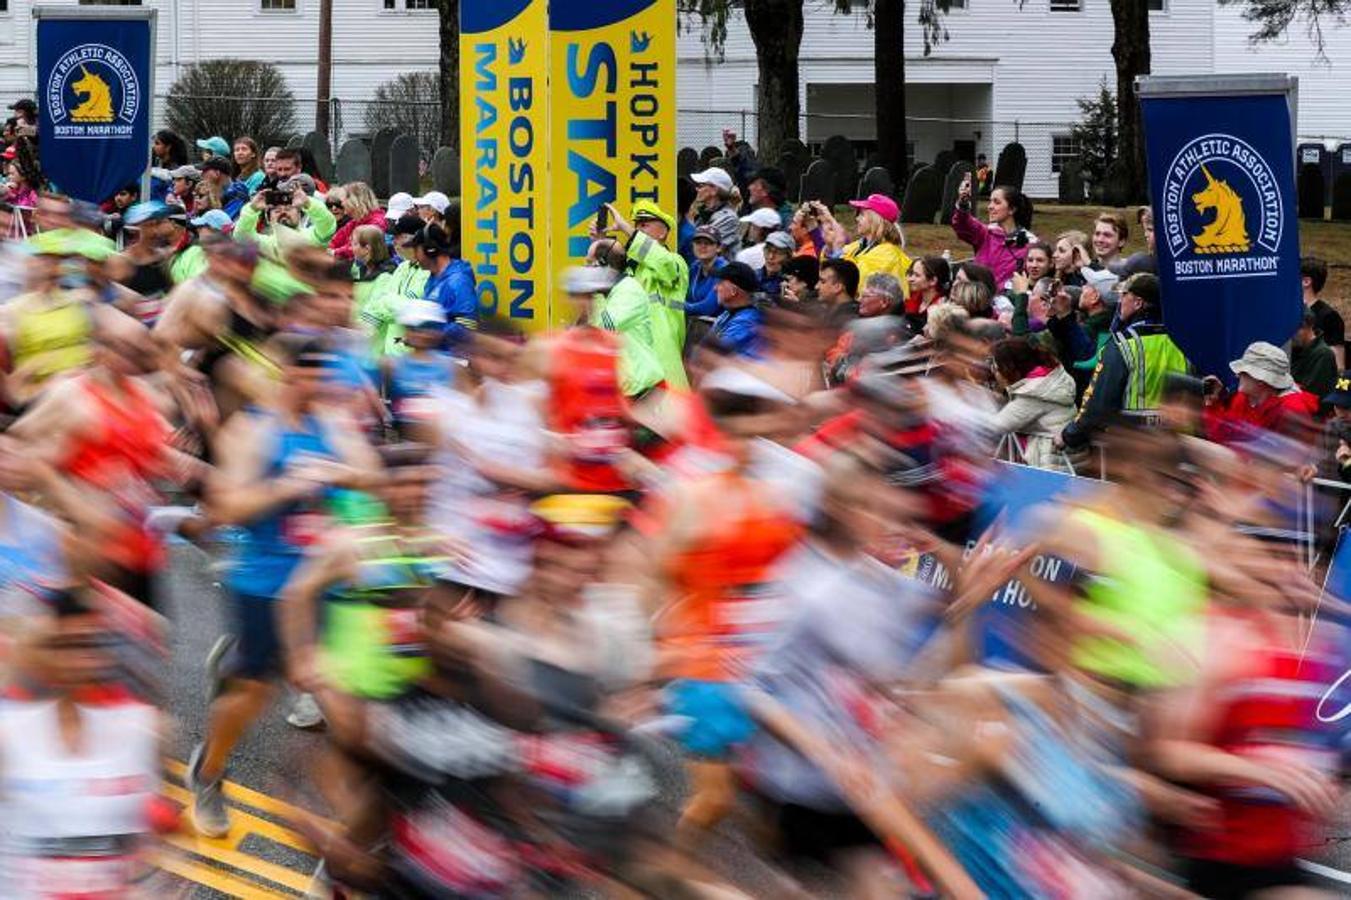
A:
[1140,87,1302,381]
[37,14,153,204]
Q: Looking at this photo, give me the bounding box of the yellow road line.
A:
[151,849,298,899]
[163,832,315,894]
[161,781,317,856]
[163,758,331,827]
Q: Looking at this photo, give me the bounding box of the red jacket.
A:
[329,207,387,260]
[1204,388,1318,444]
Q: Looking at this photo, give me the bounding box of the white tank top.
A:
[0,698,158,898]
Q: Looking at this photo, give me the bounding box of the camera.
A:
[264,189,290,207]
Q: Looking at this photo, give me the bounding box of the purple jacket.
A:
[951,206,1029,286]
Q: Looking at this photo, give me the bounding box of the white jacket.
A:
[991,365,1078,471]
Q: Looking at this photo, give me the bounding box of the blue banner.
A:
[1141,91,1302,381]
[37,15,152,204]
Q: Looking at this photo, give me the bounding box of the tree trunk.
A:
[1109,0,1150,203]
[438,0,461,152]
[874,0,907,186]
[744,0,805,165]
[316,0,333,143]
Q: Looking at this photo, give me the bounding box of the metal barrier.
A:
[993,431,1106,480]
[6,206,36,240]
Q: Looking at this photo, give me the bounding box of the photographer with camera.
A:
[951,173,1034,287]
[234,174,337,262]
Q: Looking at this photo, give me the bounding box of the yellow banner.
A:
[546,0,677,328]
[459,0,550,332]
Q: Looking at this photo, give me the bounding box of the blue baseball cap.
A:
[190,209,234,232]
[124,200,174,226]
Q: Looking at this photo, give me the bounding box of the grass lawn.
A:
[844,202,1351,319]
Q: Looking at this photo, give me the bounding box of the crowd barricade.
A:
[993,431,1106,480]
[7,206,36,240]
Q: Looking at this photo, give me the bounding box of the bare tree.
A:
[365,72,443,163]
[437,0,460,152]
[165,60,297,147]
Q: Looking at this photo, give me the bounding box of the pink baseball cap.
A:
[849,193,899,224]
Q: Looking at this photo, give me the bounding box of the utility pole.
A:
[316,0,333,143]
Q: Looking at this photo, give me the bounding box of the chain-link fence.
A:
[679,108,1083,199]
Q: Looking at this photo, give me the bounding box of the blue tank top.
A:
[227,412,336,598]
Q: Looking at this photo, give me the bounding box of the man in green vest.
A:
[601,200,690,389]
[570,249,663,398]
[1059,272,1188,450]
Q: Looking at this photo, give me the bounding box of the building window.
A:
[946,0,967,8]
[383,0,433,9]
[1051,134,1080,174]
[260,0,296,10]
[1148,0,1166,9]
[1049,0,1081,11]
[78,0,143,5]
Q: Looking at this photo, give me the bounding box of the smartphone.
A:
[596,204,609,232]
[265,189,290,207]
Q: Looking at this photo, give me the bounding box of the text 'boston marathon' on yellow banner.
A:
[547,0,677,329]
[460,0,549,331]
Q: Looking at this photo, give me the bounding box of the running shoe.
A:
[286,691,325,730]
[187,743,230,838]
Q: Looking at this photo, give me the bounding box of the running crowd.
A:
[0,116,1347,899]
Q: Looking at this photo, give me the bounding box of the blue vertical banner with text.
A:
[37,13,153,204]
[1140,79,1302,381]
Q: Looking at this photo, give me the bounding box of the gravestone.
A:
[706,156,732,176]
[334,139,372,186]
[933,150,957,180]
[900,164,943,224]
[821,134,857,205]
[286,134,304,149]
[1057,159,1086,205]
[1299,163,1327,220]
[857,166,895,201]
[775,138,809,203]
[993,142,1028,192]
[1333,173,1351,223]
[677,147,699,180]
[371,127,398,198]
[1299,142,1332,208]
[699,146,721,167]
[1332,144,1351,221]
[431,146,460,197]
[801,159,835,205]
[388,134,421,198]
[940,160,975,222]
[301,131,333,184]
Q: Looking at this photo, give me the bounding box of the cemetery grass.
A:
[844,203,1351,317]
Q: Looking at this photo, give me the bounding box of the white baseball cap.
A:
[397,299,448,328]
[414,191,451,214]
[563,266,618,295]
[739,208,781,229]
[387,192,416,219]
[691,167,734,193]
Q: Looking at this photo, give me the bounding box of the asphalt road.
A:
[152,543,1351,898]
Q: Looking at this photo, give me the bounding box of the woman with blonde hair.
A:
[950,278,994,320]
[351,224,402,356]
[821,192,911,289]
[329,181,387,260]
[1051,229,1091,287]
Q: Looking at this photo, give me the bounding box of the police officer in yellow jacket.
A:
[1060,273,1189,449]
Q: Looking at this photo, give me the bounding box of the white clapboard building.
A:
[0,0,1348,195]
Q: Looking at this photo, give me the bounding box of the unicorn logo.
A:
[1190,164,1251,255]
[70,66,113,123]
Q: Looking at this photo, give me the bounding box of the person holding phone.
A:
[951,174,1035,286]
[234,174,337,263]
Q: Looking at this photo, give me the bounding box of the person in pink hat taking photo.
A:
[820,192,912,291]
